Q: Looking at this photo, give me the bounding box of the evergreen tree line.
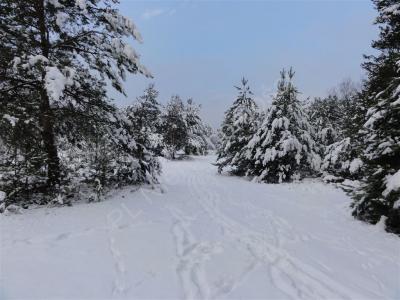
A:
[217,0,399,234]
[0,0,212,210]
[0,80,212,208]
[125,83,214,161]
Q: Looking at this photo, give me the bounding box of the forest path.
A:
[1,154,399,299]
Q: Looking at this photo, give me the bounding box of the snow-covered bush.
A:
[321,138,363,181]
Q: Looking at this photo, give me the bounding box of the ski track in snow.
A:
[176,160,389,299]
[189,167,341,299]
[169,207,222,300]
[1,155,399,299]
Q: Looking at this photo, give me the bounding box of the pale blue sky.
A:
[113,0,378,127]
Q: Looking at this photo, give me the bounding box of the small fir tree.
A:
[184,98,208,155]
[243,69,320,183]
[125,84,163,156]
[161,95,188,159]
[216,78,259,174]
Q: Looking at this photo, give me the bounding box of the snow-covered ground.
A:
[1,155,399,299]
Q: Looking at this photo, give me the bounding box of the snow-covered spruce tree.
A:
[307,80,364,181]
[161,95,188,159]
[0,0,153,203]
[321,138,364,182]
[328,79,361,139]
[216,78,259,174]
[307,95,341,147]
[125,84,164,156]
[60,108,160,196]
[243,69,321,183]
[93,109,160,187]
[352,0,400,234]
[184,98,208,155]
[0,88,49,205]
[323,81,364,180]
[211,129,223,151]
[203,124,218,151]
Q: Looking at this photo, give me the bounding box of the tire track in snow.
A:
[183,161,382,300]
[169,207,222,300]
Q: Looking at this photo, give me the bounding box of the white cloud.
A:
[141,8,176,20]
[142,8,164,20]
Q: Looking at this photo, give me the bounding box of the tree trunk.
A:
[36,0,60,186]
[39,89,60,185]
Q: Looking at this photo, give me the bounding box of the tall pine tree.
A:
[0,0,152,202]
[352,0,400,234]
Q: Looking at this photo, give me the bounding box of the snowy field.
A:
[1,154,399,300]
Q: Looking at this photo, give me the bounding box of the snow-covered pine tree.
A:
[161,95,188,159]
[332,79,362,139]
[97,109,161,186]
[216,78,259,174]
[125,84,164,156]
[184,98,208,155]
[0,88,48,205]
[0,0,152,202]
[307,95,341,147]
[203,124,218,151]
[243,69,321,183]
[61,107,160,194]
[321,137,364,182]
[352,0,400,234]
[306,79,364,181]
